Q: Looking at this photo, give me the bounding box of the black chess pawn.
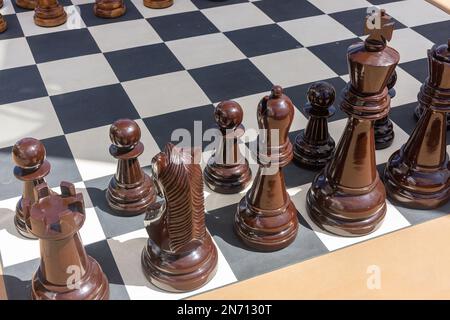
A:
[204,101,252,194]
[293,81,336,169]
[374,70,397,149]
[12,138,51,239]
[106,119,156,216]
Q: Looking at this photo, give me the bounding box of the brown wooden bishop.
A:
[384,39,450,209]
[12,138,51,239]
[94,0,126,18]
[142,143,218,292]
[307,10,399,237]
[293,81,336,169]
[204,101,252,194]
[144,0,173,9]
[234,86,299,251]
[16,0,37,9]
[34,0,67,27]
[23,182,109,300]
[374,70,397,149]
[107,119,156,216]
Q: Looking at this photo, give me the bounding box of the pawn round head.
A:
[110,119,141,148]
[307,81,335,109]
[12,138,46,169]
[214,101,243,130]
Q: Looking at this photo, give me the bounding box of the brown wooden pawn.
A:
[34,0,67,27]
[12,138,51,239]
[0,14,7,33]
[234,86,299,251]
[24,182,109,300]
[94,0,126,19]
[106,119,156,216]
[143,0,172,9]
[293,81,336,169]
[374,70,397,149]
[204,101,252,194]
[384,40,450,209]
[16,0,37,10]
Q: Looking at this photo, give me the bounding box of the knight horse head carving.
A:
[145,143,206,254]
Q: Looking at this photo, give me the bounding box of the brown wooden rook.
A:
[94,0,126,18]
[107,119,156,216]
[34,0,67,27]
[12,138,51,239]
[293,81,336,169]
[142,144,218,292]
[374,70,397,149]
[307,11,399,236]
[384,39,450,209]
[15,0,37,9]
[235,86,299,251]
[24,182,109,300]
[144,0,173,9]
[204,101,252,194]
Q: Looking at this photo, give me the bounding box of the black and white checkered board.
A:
[0,0,449,300]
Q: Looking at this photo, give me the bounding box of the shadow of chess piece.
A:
[375,70,397,149]
[143,0,173,9]
[307,10,399,237]
[94,0,126,18]
[293,81,336,169]
[0,13,6,33]
[12,138,51,239]
[234,86,299,251]
[15,0,37,9]
[384,40,450,209]
[34,0,67,27]
[106,119,156,216]
[23,182,109,300]
[204,101,252,194]
[142,144,218,292]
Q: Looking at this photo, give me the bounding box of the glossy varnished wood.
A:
[143,0,173,9]
[34,0,67,27]
[142,144,218,292]
[0,14,6,34]
[15,0,37,9]
[375,70,397,150]
[94,0,126,18]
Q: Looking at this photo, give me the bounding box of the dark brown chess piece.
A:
[384,40,450,209]
[23,182,109,300]
[293,81,336,169]
[143,0,173,9]
[34,0,67,27]
[204,101,252,194]
[234,86,299,251]
[374,70,397,150]
[16,0,37,10]
[94,0,126,18]
[106,119,156,216]
[0,14,6,33]
[142,143,218,292]
[307,10,399,237]
[12,138,52,239]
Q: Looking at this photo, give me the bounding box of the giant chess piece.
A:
[144,0,173,9]
[384,40,450,209]
[0,13,7,33]
[142,144,218,292]
[307,11,399,237]
[16,0,37,10]
[34,0,67,27]
[374,70,397,149]
[12,138,51,239]
[293,81,336,169]
[204,101,252,194]
[94,0,126,18]
[23,182,109,300]
[106,119,156,216]
[234,86,299,251]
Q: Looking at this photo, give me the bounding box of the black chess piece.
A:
[293,81,336,169]
[106,119,156,216]
[204,101,252,194]
[374,70,397,150]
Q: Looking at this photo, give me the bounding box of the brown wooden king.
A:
[384,39,450,209]
[306,11,399,236]
[234,86,299,251]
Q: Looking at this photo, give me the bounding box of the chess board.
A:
[0,0,449,300]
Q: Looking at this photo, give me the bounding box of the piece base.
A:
[203,164,252,194]
[34,11,67,27]
[93,4,126,18]
[15,0,37,9]
[293,133,335,169]
[14,213,37,239]
[143,0,173,9]
[0,19,6,33]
